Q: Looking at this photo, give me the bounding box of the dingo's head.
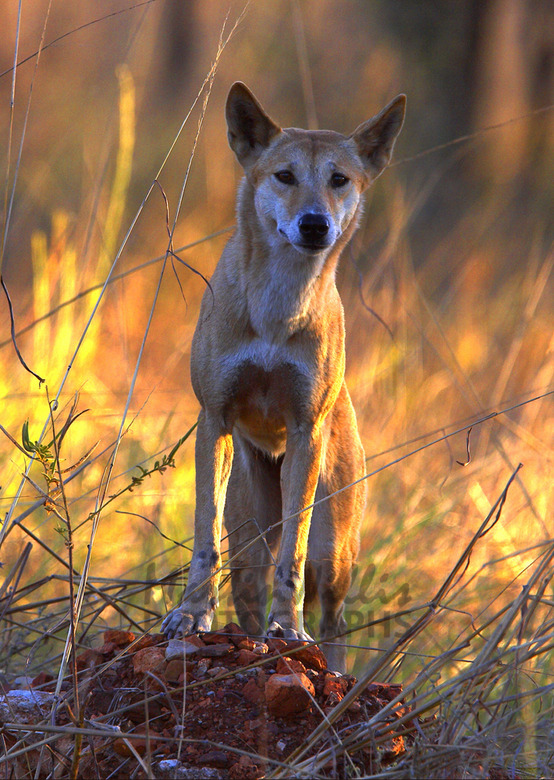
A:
[226,82,406,256]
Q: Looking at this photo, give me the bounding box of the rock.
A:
[155,761,223,779]
[196,643,234,658]
[13,676,34,689]
[103,629,135,646]
[195,658,211,677]
[242,677,264,704]
[97,641,117,656]
[265,672,315,717]
[199,750,229,767]
[237,649,260,666]
[75,648,102,671]
[267,637,288,653]
[0,690,56,723]
[207,666,228,678]
[282,641,328,671]
[202,631,236,645]
[30,671,54,690]
[219,622,248,646]
[275,657,307,675]
[323,673,348,697]
[237,637,257,651]
[228,754,263,779]
[165,638,204,662]
[165,659,185,682]
[132,646,165,675]
[134,634,157,650]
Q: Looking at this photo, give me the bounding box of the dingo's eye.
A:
[331,172,349,188]
[275,170,296,185]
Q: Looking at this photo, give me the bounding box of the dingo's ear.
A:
[352,95,406,180]
[226,82,281,169]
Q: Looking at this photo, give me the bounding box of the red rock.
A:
[237,649,260,666]
[75,648,103,672]
[229,754,264,779]
[134,634,157,650]
[220,622,248,646]
[323,673,348,706]
[282,641,327,671]
[30,672,54,689]
[196,643,234,658]
[103,629,135,647]
[165,659,184,682]
[323,673,348,698]
[97,641,117,656]
[203,631,237,645]
[183,634,205,648]
[113,733,163,757]
[242,677,264,704]
[237,637,257,651]
[276,657,307,675]
[132,647,165,675]
[267,637,288,653]
[199,749,229,767]
[265,672,315,717]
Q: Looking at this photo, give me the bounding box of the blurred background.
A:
[0,0,552,676]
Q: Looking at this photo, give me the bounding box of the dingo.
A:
[163,83,406,671]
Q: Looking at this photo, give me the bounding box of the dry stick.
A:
[0,3,53,388]
[176,394,550,620]
[82,23,229,596]
[1,0,52,272]
[290,616,554,775]
[277,465,523,773]
[405,260,546,527]
[0,230,233,352]
[24,12,247,756]
[0,9,242,546]
[392,102,554,168]
[43,390,86,780]
[0,724,293,776]
[291,0,318,130]
[0,0,21,274]
[0,276,44,383]
[0,0,156,80]
[0,541,31,616]
[443,540,554,746]
[313,571,554,774]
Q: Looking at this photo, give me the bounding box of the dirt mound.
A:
[2,624,409,778]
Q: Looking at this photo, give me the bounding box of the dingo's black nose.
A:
[298,213,330,243]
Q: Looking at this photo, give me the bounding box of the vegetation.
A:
[0,2,552,776]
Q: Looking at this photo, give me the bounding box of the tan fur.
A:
[162,83,406,671]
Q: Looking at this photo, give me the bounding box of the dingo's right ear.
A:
[226,82,281,169]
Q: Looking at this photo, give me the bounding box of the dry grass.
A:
[1,3,553,777]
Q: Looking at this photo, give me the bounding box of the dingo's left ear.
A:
[352,94,406,180]
[226,82,281,169]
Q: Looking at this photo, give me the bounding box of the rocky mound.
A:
[1,624,409,778]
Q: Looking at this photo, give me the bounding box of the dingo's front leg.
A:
[267,427,323,641]
[162,410,233,638]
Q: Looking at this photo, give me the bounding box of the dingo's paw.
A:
[267,620,313,643]
[162,605,214,638]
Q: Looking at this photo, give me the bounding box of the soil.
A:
[3,624,410,778]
